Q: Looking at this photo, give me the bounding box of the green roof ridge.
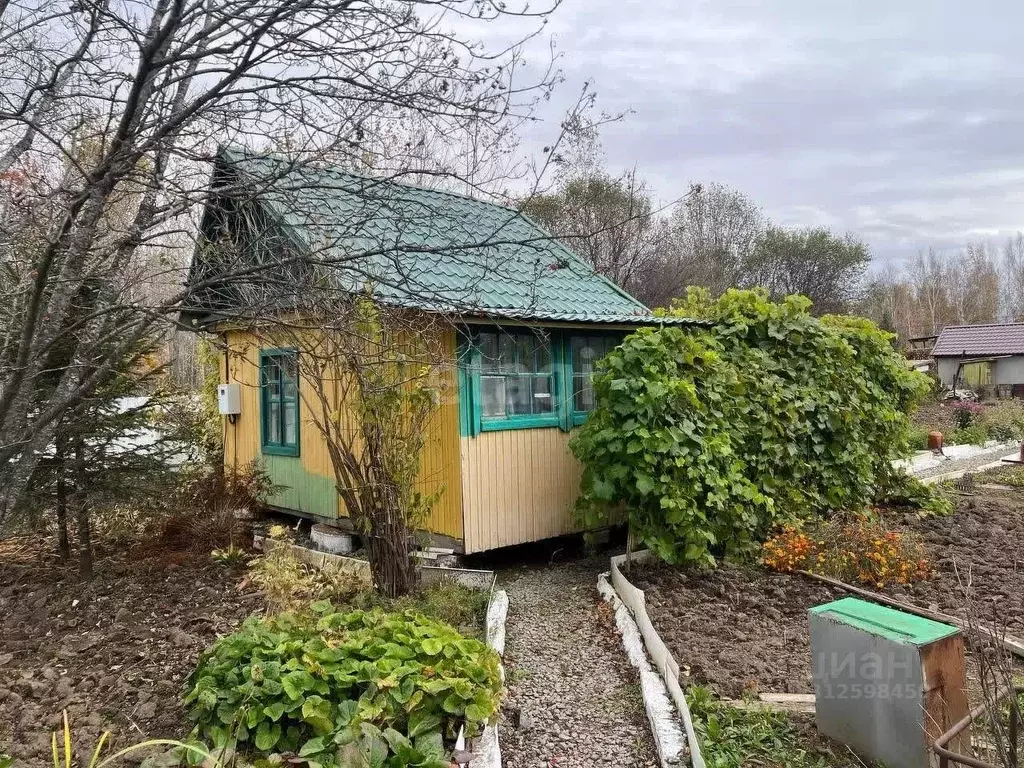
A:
[220,144,525,214]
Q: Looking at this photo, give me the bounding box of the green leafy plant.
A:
[908,427,931,451]
[688,686,846,768]
[353,579,491,638]
[571,289,930,565]
[948,424,989,446]
[211,545,248,567]
[183,607,502,766]
[874,469,953,516]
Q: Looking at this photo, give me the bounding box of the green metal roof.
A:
[809,597,959,646]
[205,148,691,325]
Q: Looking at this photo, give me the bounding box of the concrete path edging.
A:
[608,551,706,768]
[598,572,688,767]
[252,534,497,590]
[919,450,1019,485]
[467,588,508,768]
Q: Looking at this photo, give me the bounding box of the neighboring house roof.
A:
[932,322,1024,357]
[186,148,699,326]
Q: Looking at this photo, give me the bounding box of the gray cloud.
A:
[511,0,1024,263]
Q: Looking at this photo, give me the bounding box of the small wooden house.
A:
[184,149,696,553]
[933,322,1024,397]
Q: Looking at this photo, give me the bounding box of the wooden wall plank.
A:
[460,428,584,553]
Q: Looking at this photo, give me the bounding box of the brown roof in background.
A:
[932,322,1024,357]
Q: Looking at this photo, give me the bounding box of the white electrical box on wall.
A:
[217,383,242,415]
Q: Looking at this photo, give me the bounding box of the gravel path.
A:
[497,558,659,768]
[913,443,1017,480]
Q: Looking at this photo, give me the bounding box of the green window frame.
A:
[260,348,300,456]
[568,334,621,426]
[458,328,623,436]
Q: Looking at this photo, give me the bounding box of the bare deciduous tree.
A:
[859,237,1024,347]
[667,182,764,298]
[0,0,561,526]
[522,169,673,304]
[248,299,449,597]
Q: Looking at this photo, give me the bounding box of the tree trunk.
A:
[54,432,70,560]
[55,474,70,562]
[366,495,416,598]
[73,439,92,580]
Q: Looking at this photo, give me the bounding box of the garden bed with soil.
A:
[884,490,1024,634]
[0,538,263,764]
[630,488,1024,766]
[633,490,1024,701]
[0,530,499,765]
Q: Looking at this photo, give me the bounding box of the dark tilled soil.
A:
[631,562,846,699]
[0,539,262,764]
[885,492,1024,634]
[912,402,957,434]
[632,489,1024,701]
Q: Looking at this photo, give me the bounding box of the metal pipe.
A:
[932,685,1024,768]
[1010,698,1018,767]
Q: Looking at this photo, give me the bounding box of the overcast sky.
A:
[509,0,1024,264]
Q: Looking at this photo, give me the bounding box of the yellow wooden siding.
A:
[221,327,463,540]
[415,329,463,540]
[460,428,584,553]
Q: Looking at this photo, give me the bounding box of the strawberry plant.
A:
[183,606,502,766]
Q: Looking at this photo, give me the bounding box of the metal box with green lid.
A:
[810,597,969,768]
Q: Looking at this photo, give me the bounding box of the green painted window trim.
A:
[481,414,562,432]
[457,328,624,437]
[260,347,300,457]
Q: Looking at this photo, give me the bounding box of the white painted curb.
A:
[608,553,705,768]
[485,589,509,658]
[466,588,508,768]
[598,573,688,767]
[919,449,1020,485]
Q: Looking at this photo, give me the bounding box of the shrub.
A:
[948,424,989,446]
[950,401,984,429]
[980,400,1024,442]
[248,537,489,634]
[762,517,931,588]
[570,289,930,565]
[874,469,953,516]
[183,607,502,766]
[141,460,275,557]
[908,427,931,451]
[248,532,365,613]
